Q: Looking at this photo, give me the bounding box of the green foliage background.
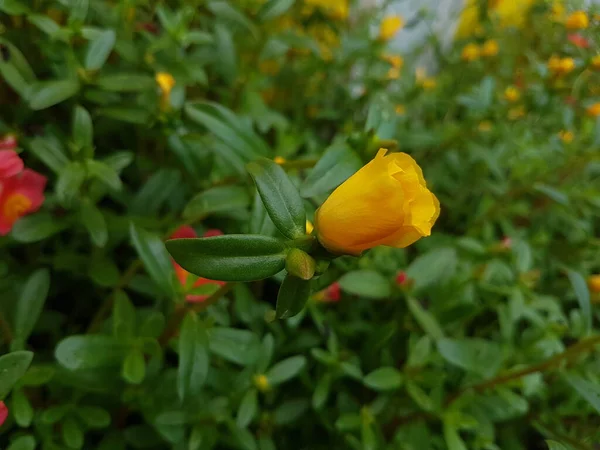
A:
[1,0,600,449]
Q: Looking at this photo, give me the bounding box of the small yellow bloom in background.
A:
[315,148,440,255]
[589,275,600,293]
[560,57,575,74]
[481,40,499,58]
[156,72,175,95]
[558,130,574,143]
[416,67,437,90]
[274,156,286,165]
[306,220,314,234]
[586,103,600,117]
[550,2,566,22]
[508,105,526,120]
[548,55,575,76]
[590,55,600,71]
[478,121,492,132]
[383,54,403,79]
[379,15,403,40]
[461,43,480,62]
[253,374,270,392]
[395,104,406,115]
[504,86,521,102]
[565,10,589,30]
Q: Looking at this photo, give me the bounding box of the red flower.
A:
[396,271,408,286]
[0,169,46,236]
[0,150,24,179]
[170,226,226,302]
[314,282,341,303]
[568,33,590,48]
[0,134,17,151]
[0,401,7,426]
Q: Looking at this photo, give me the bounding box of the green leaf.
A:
[97,107,151,124]
[236,389,258,428]
[7,436,36,450]
[183,185,250,219]
[28,136,69,173]
[14,269,50,344]
[0,351,33,398]
[546,441,572,450]
[266,355,306,385]
[95,73,155,92]
[131,169,181,216]
[0,0,31,14]
[208,327,259,366]
[406,248,458,291]
[28,79,80,110]
[566,270,591,336]
[565,373,600,413]
[89,255,119,287]
[363,367,403,391]
[534,183,569,205]
[312,373,331,409]
[122,348,145,384]
[55,335,127,370]
[72,105,94,151]
[214,24,237,84]
[258,0,295,21]
[85,29,116,70]
[208,1,258,37]
[76,406,111,428]
[63,416,84,449]
[273,399,309,425]
[300,143,361,198]
[437,338,502,378]
[86,159,122,191]
[80,201,108,247]
[11,213,67,243]
[130,224,175,296]
[113,291,135,340]
[247,158,306,239]
[27,14,61,37]
[406,297,444,340]
[249,191,277,236]
[56,161,86,207]
[166,234,286,282]
[339,270,391,299]
[230,424,258,450]
[178,313,209,402]
[11,388,33,427]
[276,274,311,319]
[443,416,468,450]
[69,0,89,22]
[0,38,36,97]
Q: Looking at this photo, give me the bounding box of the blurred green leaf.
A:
[12,213,67,243]
[62,416,84,449]
[0,0,30,14]
[131,169,181,216]
[247,158,306,239]
[183,185,250,219]
[113,291,135,340]
[178,313,209,401]
[130,223,175,296]
[0,351,33,398]
[56,161,86,207]
[14,269,50,345]
[546,441,572,450]
[214,24,237,84]
[208,327,259,366]
[95,73,155,92]
[76,406,111,428]
[55,335,127,370]
[406,248,457,291]
[266,355,306,385]
[28,79,80,110]
[437,338,502,378]
[80,200,108,247]
[6,436,36,450]
[258,0,295,21]
[566,270,591,336]
[72,105,94,152]
[166,234,286,282]
[363,367,403,391]
[565,373,600,413]
[85,29,116,71]
[28,136,69,173]
[11,388,33,427]
[86,159,122,191]
[339,270,391,299]
[122,348,145,384]
[27,14,61,37]
[208,1,257,37]
[236,389,258,428]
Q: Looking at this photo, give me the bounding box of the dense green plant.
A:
[1,0,600,449]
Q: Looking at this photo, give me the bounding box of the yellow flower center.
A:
[4,193,31,223]
[253,374,270,392]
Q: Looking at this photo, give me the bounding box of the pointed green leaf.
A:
[363,367,403,391]
[85,29,116,71]
[178,313,209,401]
[14,269,50,344]
[266,355,306,385]
[566,269,591,336]
[28,79,80,110]
[130,224,175,296]
[276,274,311,319]
[0,351,33,399]
[166,234,286,282]
[565,373,600,413]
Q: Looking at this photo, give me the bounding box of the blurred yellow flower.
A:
[586,103,600,117]
[504,86,520,102]
[306,220,314,234]
[315,148,439,255]
[508,105,526,120]
[253,374,270,392]
[550,2,566,22]
[591,55,600,71]
[558,130,574,143]
[481,40,499,57]
[383,54,404,79]
[456,0,534,38]
[478,121,493,132]
[155,72,175,95]
[565,10,589,30]
[416,67,437,90]
[274,156,286,165]
[303,0,349,20]
[548,55,575,76]
[589,275,600,293]
[379,15,403,40]
[395,105,406,115]
[461,43,480,62]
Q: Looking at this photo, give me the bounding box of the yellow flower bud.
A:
[253,374,270,392]
[274,156,286,165]
[589,275,600,293]
[481,40,499,57]
[155,72,175,96]
[461,43,480,62]
[558,130,574,143]
[315,149,439,255]
[504,86,520,103]
[379,16,403,40]
[565,10,589,30]
[306,220,314,234]
[591,55,600,71]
